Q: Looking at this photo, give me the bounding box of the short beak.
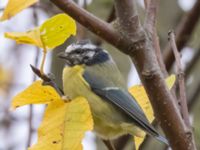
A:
[57,52,68,59]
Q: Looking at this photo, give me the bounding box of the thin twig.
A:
[102,140,116,150]
[40,38,47,75]
[107,6,116,23]
[114,135,131,150]
[169,31,190,128]
[163,0,200,70]
[26,8,40,148]
[30,65,64,96]
[144,0,149,9]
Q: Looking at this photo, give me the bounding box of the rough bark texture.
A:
[50,0,196,149]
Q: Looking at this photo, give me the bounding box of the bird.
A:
[58,40,168,145]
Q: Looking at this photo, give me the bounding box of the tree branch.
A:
[30,65,64,96]
[26,8,39,148]
[102,140,116,150]
[50,0,196,149]
[140,0,170,148]
[107,6,116,23]
[169,31,190,128]
[163,0,200,70]
[144,0,168,76]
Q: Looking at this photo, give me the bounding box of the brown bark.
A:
[50,0,196,149]
[169,31,190,128]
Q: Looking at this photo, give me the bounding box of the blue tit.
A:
[58,40,168,145]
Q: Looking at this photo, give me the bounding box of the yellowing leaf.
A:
[11,81,93,150]
[40,14,76,49]
[29,97,93,150]
[129,74,176,150]
[5,13,76,49]
[11,80,60,108]
[0,0,38,21]
[5,27,42,48]
[166,74,176,89]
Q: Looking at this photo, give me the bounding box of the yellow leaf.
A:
[0,0,38,21]
[29,97,93,150]
[40,14,76,49]
[5,13,76,49]
[11,80,61,108]
[129,74,176,150]
[165,74,176,89]
[5,27,42,48]
[11,81,93,150]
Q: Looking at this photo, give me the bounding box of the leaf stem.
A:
[40,49,47,74]
[40,37,47,75]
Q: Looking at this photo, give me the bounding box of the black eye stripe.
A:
[69,48,100,54]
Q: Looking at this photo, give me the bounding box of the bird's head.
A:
[58,40,109,66]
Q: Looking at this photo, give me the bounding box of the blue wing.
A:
[83,68,168,145]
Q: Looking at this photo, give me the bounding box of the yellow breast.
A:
[62,65,139,139]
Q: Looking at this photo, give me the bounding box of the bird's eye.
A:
[84,56,89,59]
[76,50,82,54]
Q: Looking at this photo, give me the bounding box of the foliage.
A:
[11,81,93,150]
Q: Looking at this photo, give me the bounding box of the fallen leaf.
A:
[129,74,176,150]
[0,0,38,21]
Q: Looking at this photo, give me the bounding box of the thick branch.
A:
[144,0,157,35]
[163,0,200,70]
[114,1,192,149]
[50,0,196,149]
[144,0,168,76]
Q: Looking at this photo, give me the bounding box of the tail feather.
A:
[155,135,169,146]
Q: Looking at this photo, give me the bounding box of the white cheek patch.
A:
[65,44,79,53]
[82,44,97,50]
[65,43,97,53]
[87,51,96,57]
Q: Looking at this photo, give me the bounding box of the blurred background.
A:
[0,0,200,150]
